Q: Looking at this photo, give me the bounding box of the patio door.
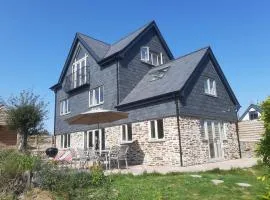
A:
[85,129,105,152]
[204,121,223,160]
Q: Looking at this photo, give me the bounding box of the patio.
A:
[104,158,258,175]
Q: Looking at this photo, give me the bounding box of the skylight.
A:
[149,66,170,81]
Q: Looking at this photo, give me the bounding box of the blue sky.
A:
[0,0,269,133]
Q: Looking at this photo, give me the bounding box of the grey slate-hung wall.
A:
[51,20,240,135]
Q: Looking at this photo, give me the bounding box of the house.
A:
[239,104,261,121]
[0,105,17,147]
[50,21,241,166]
[238,104,264,158]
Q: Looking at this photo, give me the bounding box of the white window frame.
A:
[60,134,71,149]
[86,129,106,152]
[204,78,217,96]
[203,120,227,140]
[140,46,149,62]
[72,53,88,88]
[60,99,70,116]
[89,86,104,107]
[121,124,132,143]
[148,119,164,140]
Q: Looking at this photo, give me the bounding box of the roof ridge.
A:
[76,32,111,46]
[110,20,154,46]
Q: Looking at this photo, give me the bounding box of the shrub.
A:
[0,150,41,195]
[257,97,270,167]
[89,163,106,186]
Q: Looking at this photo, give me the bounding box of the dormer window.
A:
[140,46,163,66]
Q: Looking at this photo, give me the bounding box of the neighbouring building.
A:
[0,105,17,148]
[239,104,261,121]
[239,104,264,158]
[50,21,241,166]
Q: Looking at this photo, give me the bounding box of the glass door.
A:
[86,129,105,152]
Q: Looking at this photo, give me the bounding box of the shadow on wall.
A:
[127,140,145,165]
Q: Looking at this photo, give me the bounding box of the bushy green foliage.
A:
[5,90,48,151]
[0,150,41,178]
[89,163,106,186]
[257,97,270,167]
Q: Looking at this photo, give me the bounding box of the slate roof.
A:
[239,104,262,120]
[77,33,110,61]
[51,20,174,90]
[118,47,209,106]
[103,21,152,59]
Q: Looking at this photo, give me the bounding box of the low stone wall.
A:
[240,141,258,158]
[55,116,240,167]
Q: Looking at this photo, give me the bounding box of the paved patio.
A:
[105,158,258,175]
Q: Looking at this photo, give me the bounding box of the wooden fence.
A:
[238,120,264,142]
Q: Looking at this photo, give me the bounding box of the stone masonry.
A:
[55,116,240,166]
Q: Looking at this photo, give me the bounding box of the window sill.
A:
[60,112,71,116]
[89,103,104,108]
[120,141,133,145]
[204,93,217,98]
[140,60,159,67]
[148,139,166,143]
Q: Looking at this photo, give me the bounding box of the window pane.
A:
[151,53,158,66]
[90,91,93,105]
[64,135,67,148]
[150,121,156,138]
[127,124,132,141]
[100,87,104,103]
[88,132,93,148]
[61,135,63,148]
[101,129,105,150]
[66,99,69,113]
[67,134,70,147]
[204,79,209,93]
[94,130,99,150]
[122,125,126,141]
[141,47,149,61]
[94,88,99,104]
[157,119,164,139]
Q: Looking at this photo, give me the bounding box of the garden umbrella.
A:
[65,109,128,127]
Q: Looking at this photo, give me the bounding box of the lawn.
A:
[51,165,269,200]
[109,166,269,200]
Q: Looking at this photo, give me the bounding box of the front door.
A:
[205,121,223,160]
[85,129,105,152]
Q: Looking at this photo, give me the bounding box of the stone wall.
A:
[55,116,240,166]
[222,123,240,160]
[240,141,258,158]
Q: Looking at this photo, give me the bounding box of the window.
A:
[149,67,170,81]
[204,78,217,96]
[89,86,104,107]
[140,46,163,66]
[149,119,164,140]
[141,47,149,62]
[121,124,132,142]
[249,111,259,120]
[61,134,71,148]
[86,129,105,151]
[60,99,70,115]
[203,121,227,140]
[72,53,88,89]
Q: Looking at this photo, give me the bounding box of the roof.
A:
[239,104,262,120]
[51,20,174,90]
[118,47,209,106]
[118,47,240,108]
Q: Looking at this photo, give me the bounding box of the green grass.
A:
[54,165,270,200]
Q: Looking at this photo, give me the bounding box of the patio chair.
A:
[77,148,89,168]
[88,148,99,164]
[109,145,129,169]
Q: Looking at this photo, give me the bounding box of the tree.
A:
[257,96,270,167]
[5,90,48,152]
